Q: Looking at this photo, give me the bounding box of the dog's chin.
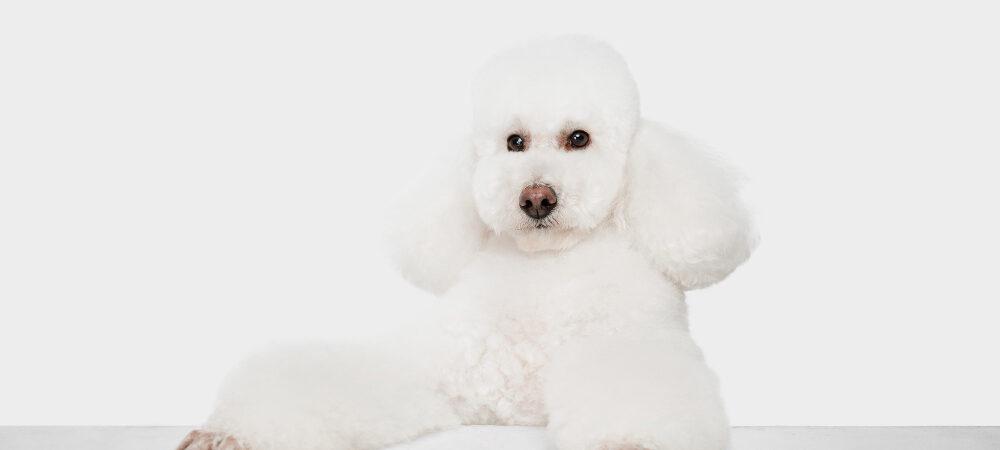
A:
[512,226,589,253]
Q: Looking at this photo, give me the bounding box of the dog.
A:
[177,35,756,450]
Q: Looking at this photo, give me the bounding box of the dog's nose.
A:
[519,185,557,220]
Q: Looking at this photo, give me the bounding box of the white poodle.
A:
[177,36,756,450]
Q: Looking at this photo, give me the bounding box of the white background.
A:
[2,0,998,427]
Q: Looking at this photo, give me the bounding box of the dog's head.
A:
[389,36,755,294]
[468,37,638,251]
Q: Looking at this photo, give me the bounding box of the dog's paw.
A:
[595,439,653,450]
[175,430,248,450]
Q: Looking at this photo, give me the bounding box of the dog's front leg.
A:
[177,341,459,450]
[544,333,730,450]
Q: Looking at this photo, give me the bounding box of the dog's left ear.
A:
[619,121,757,290]
[386,140,489,295]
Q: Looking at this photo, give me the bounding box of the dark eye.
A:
[567,130,590,149]
[507,134,526,152]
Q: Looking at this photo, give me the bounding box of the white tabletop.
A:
[0,426,997,450]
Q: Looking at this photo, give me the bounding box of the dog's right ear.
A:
[386,139,489,295]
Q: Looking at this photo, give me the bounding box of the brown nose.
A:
[519,185,557,220]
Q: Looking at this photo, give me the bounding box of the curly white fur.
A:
[199,36,755,450]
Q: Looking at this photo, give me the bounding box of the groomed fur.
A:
[194,36,756,450]
[622,122,756,290]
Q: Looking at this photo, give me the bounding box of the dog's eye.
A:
[567,130,590,149]
[507,134,526,152]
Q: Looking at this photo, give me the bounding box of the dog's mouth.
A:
[511,220,588,252]
[519,216,558,232]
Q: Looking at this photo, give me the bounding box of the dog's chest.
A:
[437,303,553,425]
[435,232,682,425]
